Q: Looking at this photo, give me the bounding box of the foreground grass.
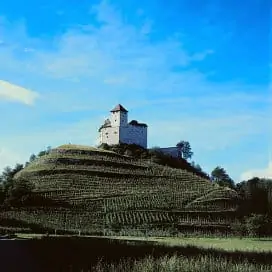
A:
[109,236,272,252]
[15,234,272,253]
[3,235,272,271]
[92,255,272,272]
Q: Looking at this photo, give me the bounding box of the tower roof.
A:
[110,104,128,113]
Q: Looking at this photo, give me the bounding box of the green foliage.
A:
[230,220,247,238]
[0,146,51,204]
[245,214,272,238]
[99,143,110,150]
[211,166,235,189]
[0,145,240,235]
[235,177,272,216]
[0,164,24,200]
[2,144,259,237]
[176,140,194,160]
[0,184,4,205]
[37,146,51,157]
[5,178,35,206]
[99,143,209,179]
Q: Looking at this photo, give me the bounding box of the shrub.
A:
[245,214,272,237]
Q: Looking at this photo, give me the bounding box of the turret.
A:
[110,104,128,127]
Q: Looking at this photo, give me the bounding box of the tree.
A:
[0,183,4,205]
[99,143,110,150]
[211,166,235,189]
[230,220,247,238]
[0,164,24,204]
[176,141,193,160]
[7,178,35,206]
[235,177,272,216]
[37,146,51,157]
[195,164,202,172]
[245,214,272,238]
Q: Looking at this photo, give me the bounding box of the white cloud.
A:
[0,1,214,95]
[0,1,269,182]
[0,147,25,172]
[0,80,39,105]
[240,161,272,181]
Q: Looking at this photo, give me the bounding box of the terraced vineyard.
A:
[0,144,239,235]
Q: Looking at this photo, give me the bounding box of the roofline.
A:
[110,104,128,113]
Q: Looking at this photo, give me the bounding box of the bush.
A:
[230,220,247,238]
[245,214,272,237]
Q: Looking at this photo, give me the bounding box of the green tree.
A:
[7,178,35,206]
[245,214,272,238]
[195,164,202,172]
[236,177,272,216]
[37,146,51,157]
[99,143,110,150]
[176,141,193,160]
[211,166,235,189]
[0,183,4,205]
[230,220,247,238]
[0,164,24,196]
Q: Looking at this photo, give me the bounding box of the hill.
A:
[0,144,239,236]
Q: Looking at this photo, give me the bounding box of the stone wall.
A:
[100,126,120,146]
[120,125,147,148]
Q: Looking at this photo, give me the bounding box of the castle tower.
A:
[110,104,128,127]
[98,104,147,148]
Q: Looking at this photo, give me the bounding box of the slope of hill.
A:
[0,144,239,235]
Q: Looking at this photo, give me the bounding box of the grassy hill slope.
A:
[0,144,239,235]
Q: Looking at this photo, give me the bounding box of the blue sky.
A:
[0,0,271,182]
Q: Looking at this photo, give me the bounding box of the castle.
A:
[98,104,182,158]
[98,104,148,148]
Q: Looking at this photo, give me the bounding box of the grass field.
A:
[102,236,272,252]
[4,235,272,271]
[92,255,272,272]
[15,234,272,253]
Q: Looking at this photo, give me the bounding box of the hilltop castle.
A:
[98,104,182,158]
[98,104,148,148]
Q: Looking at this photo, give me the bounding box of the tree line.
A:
[0,146,51,206]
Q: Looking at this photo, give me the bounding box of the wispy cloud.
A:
[0,2,214,94]
[0,147,25,171]
[240,161,272,181]
[0,80,39,105]
[0,0,269,182]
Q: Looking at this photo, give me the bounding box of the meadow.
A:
[2,236,272,271]
[108,236,272,252]
[92,255,272,272]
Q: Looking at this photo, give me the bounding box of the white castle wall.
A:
[120,125,147,148]
[98,106,147,148]
[110,111,127,127]
[100,126,120,146]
